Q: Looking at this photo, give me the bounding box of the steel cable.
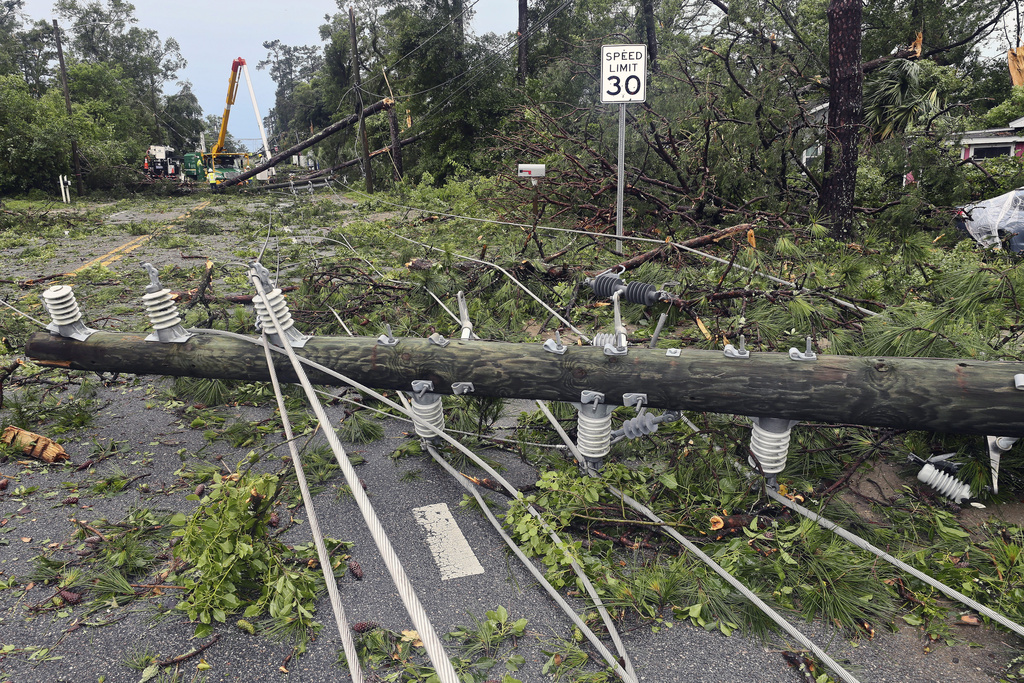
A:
[259,336,365,682]
[533,400,863,683]
[761,485,1024,639]
[418,422,638,681]
[246,275,460,683]
[194,326,635,682]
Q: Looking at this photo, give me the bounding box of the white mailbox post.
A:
[517,164,546,185]
[518,164,547,226]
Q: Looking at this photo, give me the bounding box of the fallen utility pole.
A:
[217,98,392,188]
[25,330,1024,436]
[305,133,426,180]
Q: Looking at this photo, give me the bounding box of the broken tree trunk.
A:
[24,331,1024,436]
[217,98,391,188]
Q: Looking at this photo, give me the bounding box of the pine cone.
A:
[62,496,78,506]
[348,560,364,580]
[352,621,378,633]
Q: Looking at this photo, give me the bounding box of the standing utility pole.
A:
[350,7,374,194]
[517,0,528,86]
[53,20,83,197]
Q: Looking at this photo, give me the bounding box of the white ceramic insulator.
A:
[42,285,82,325]
[410,394,445,440]
[748,418,793,476]
[917,463,972,504]
[591,332,615,348]
[254,288,295,335]
[578,410,612,461]
[142,289,182,331]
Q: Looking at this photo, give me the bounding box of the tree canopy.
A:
[0,0,1019,221]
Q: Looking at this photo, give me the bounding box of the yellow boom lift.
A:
[186,57,274,184]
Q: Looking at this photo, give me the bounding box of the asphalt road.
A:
[0,196,1019,682]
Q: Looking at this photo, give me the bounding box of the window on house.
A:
[972,145,1013,159]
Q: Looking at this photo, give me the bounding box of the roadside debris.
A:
[1,425,69,463]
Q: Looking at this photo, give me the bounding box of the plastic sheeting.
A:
[959,188,1024,252]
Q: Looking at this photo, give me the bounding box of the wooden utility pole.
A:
[52,20,84,197]
[25,330,1024,437]
[517,0,528,86]
[216,98,389,188]
[387,104,404,180]
[641,0,658,73]
[350,7,373,194]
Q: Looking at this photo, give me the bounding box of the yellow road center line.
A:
[69,200,212,275]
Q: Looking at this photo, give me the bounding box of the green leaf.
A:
[506,654,525,671]
[243,604,262,618]
[139,663,159,682]
[902,614,924,626]
[658,472,678,490]
[194,623,213,638]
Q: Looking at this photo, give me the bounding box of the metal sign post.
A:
[601,45,647,253]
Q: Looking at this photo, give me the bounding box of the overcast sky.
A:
[18,0,519,148]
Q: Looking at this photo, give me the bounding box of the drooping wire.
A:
[761,483,1024,639]
[0,298,48,328]
[532,400,863,683]
[332,178,878,318]
[194,326,635,682]
[258,333,365,682]
[422,439,637,682]
[245,278,461,683]
[318,179,592,341]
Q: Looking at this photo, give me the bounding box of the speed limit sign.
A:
[601,45,647,103]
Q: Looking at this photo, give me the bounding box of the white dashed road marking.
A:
[412,503,485,580]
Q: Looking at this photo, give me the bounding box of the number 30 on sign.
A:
[601,44,647,104]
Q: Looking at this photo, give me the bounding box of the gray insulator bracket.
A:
[580,390,605,406]
[250,261,274,290]
[411,380,435,401]
[665,348,681,357]
[451,382,475,395]
[377,323,398,347]
[587,271,665,306]
[142,262,162,294]
[987,435,1019,495]
[41,285,98,341]
[543,332,566,355]
[427,332,450,347]
[1015,373,1024,390]
[145,327,193,344]
[788,337,817,361]
[456,291,479,340]
[604,341,628,356]
[724,334,750,359]
[46,319,98,342]
[622,393,647,408]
